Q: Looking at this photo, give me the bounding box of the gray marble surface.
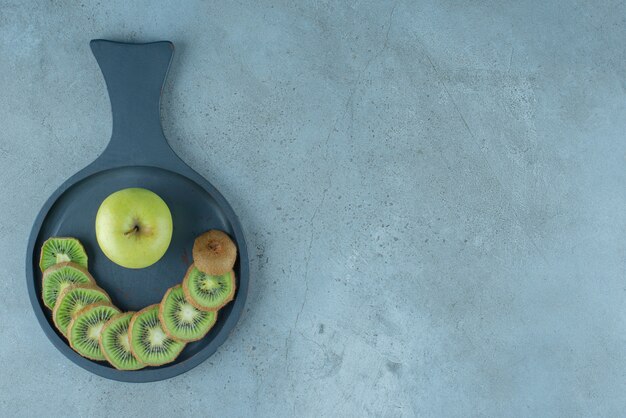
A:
[1,1,625,416]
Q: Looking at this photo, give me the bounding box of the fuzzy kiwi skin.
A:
[128,304,186,367]
[158,285,218,343]
[41,262,96,310]
[192,230,237,275]
[182,264,237,312]
[52,283,111,337]
[66,302,120,361]
[39,237,88,272]
[99,312,145,371]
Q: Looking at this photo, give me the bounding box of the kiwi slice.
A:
[129,304,185,366]
[159,285,217,342]
[192,230,237,275]
[99,312,145,371]
[67,302,121,361]
[53,284,111,336]
[40,237,88,272]
[41,262,96,309]
[182,265,236,311]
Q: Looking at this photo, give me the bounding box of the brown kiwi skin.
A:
[158,285,219,343]
[39,237,88,272]
[42,262,97,310]
[66,302,120,361]
[128,304,186,367]
[192,230,237,275]
[182,264,237,312]
[98,312,145,371]
[52,283,111,337]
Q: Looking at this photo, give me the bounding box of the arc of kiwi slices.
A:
[182,264,236,311]
[192,230,237,275]
[67,302,121,361]
[99,312,145,371]
[52,284,111,336]
[159,284,217,342]
[39,237,88,272]
[129,304,186,366]
[41,262,96,309]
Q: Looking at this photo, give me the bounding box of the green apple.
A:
[95,188,173,269]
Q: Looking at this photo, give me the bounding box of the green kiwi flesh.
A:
[41,262,95,309]
[99,312,144,371]
[39,237,88,272]
[53,284,110,336]
[67,302,120,361]
[129,304,185,366]
[182,265,236,311]
[159,285,217,342]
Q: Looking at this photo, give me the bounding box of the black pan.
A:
[25,40,249,383]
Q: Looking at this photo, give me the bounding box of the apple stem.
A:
[124,225,139,236]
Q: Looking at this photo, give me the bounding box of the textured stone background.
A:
[1,1,625,416]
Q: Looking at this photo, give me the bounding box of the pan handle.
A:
[90,39,179,166]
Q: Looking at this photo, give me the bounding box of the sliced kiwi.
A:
[39,237,88,272]
[99,312,145,371]
[67,302,121,361]
[129,304,186,366]
[182,265,236,311]
[159,284,217,342]
[41,262,96,309]
[192,230,237,275]
[53,284,111,336]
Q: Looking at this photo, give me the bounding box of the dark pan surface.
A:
[25,40,249,382]
[36,166,238,313]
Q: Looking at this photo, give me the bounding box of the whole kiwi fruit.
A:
[192,230,237,275]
